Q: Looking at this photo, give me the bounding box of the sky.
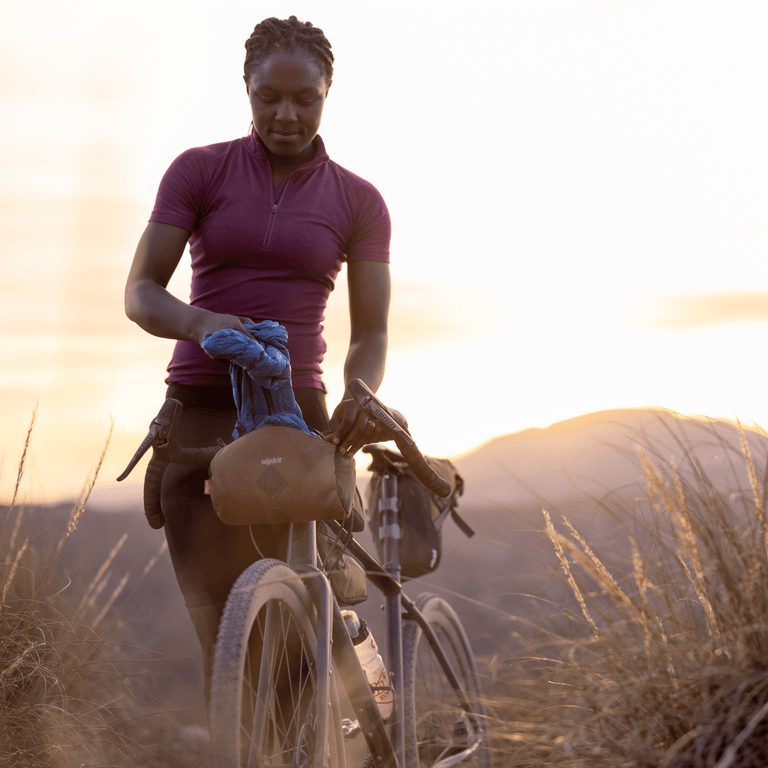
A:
[1,0,767,505]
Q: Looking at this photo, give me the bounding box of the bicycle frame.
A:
[285,468,482,768]
[118,382,484,766]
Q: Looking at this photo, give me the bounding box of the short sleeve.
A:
[149,148,208,233]
[345,182,391,263]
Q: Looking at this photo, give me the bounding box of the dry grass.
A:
[0,413,196,768]
[481,416,768,767]
[7,407,768,767]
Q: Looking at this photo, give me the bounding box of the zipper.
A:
[263,177,292,248]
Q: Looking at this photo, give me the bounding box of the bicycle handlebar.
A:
[118,380,450,529]
[347,379,452,498]
[116,398,220,529]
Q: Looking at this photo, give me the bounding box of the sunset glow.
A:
[2,1,767,504]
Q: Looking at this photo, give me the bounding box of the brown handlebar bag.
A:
[209,425,355,526]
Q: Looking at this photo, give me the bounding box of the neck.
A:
[263,139,317,176]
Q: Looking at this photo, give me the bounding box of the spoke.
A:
[276,607,295,746]
[272,607,290,753]
[258,607,282,761]
[296,637,313,720]
[415,626,464,758]
[254,600,320,762]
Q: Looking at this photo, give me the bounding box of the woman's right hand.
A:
[194,312,256,348]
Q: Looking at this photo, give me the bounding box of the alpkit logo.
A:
[261,457,283,466]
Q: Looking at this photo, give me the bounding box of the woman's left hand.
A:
[324,396,387,456]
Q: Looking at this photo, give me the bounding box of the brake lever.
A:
[348,379,451,497]
[347,379,415,446]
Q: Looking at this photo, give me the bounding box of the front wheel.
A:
[402,593,492,768]
[209,558,345,767]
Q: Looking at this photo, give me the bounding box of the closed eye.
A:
[253,90,320,106]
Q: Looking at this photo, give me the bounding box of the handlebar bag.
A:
[208,425,356,526]
[366,457,464,579]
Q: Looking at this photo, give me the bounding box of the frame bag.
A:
[317,523,368,605]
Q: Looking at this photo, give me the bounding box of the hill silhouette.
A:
[8,406,766,727]
[456,407,766,508]
[444,408,768,651]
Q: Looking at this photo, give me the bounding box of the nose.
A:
[275,98,297,123]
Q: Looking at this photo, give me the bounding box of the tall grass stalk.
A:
[542,508,598,636]
[54,418,113,559]
[31,420,114,608]
[2,403,37,534]
[78,532,128,613]
[483,416,768,767]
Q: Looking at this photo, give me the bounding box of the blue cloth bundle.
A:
[200,320,316,439]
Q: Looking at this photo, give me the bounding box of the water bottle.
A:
[342,610,394,720]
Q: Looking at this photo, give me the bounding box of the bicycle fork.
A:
[289,521,336,768]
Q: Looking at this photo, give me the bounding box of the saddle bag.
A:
[208,425,356,526]
[366,456,471,579]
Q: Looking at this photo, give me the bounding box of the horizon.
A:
[2,1,768,504]
[8,402,763,511]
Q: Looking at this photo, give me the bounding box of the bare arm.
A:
[326,259,391,454]
[125,221,254,343]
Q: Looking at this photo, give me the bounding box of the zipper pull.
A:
[272,204,277,214]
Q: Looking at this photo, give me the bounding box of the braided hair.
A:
[244,16,334,87]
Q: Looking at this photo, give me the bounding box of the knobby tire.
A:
[402,594,492,768]
[209,558,345,767]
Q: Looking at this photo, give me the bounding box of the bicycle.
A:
[118,379,491,768]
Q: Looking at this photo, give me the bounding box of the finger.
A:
[340,411,378,456]
[367,423,386,444]
[328,400,357,444]
[234,317,257,338]
[354,419,381,454]
[329,417,354,446]
[328,402,346,433]
[339,423,364,455]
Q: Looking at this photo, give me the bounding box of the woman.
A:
[124,16,391,703]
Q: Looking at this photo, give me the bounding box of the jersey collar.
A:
[246,125,330,172]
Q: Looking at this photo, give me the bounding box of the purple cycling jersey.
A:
[149,129,391,390]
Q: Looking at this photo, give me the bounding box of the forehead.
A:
[249,49,327,90]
